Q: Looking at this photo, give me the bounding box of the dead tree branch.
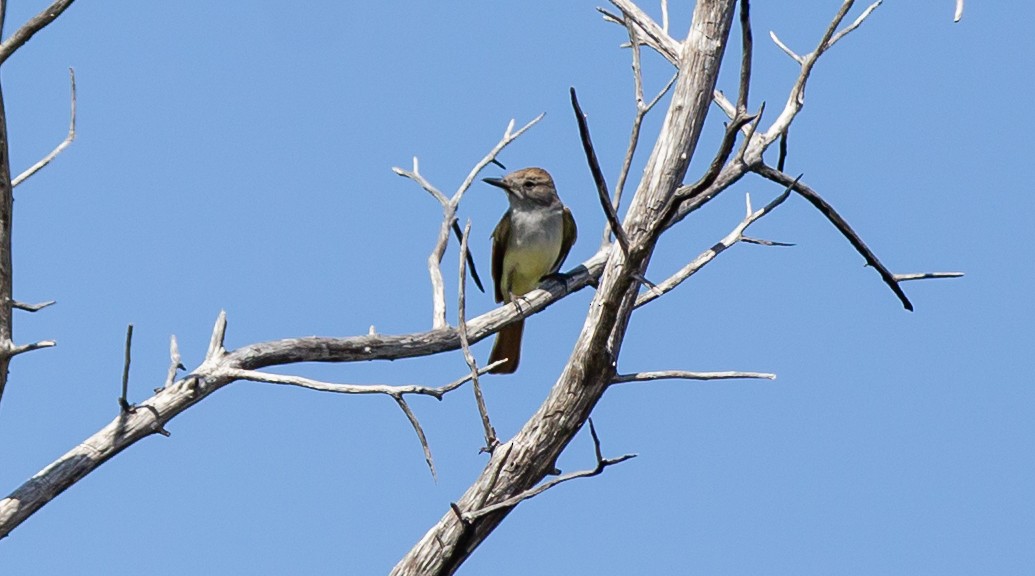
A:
[0,0,77,65]
[462,419,636,522]
[12,67,75,187]
[612,370,776,384]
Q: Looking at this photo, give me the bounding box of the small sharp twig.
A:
[893,272,964,282]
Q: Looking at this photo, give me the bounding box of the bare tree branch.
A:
[894,272,964,282]
[607,0,681,62]
[12,67,75,187]
[0,0,77,65]
[462,419,636,522]
[754,163,913,310]
[12,299,55,312]
[392,394,436,480]
[457,220,497,452]
[612,370,775,383]
[163,335,184,390]
[118,324,133,413]
[570,87,630,257]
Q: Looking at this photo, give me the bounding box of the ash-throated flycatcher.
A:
[483,167,577,374]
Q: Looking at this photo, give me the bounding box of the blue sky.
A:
[0,1,1031,574]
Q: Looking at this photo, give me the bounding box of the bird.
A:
[483,167,576,374]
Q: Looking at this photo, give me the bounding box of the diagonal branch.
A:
[457,220,497,452]
[754,163,913,310]
[606,0,681,62]
[570,87,630,256]
[0,0,77,65]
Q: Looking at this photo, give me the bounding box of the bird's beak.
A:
[482,177,508,190]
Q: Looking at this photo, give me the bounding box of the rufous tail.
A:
[488,319,524,374]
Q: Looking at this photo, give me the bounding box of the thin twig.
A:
[224,363,505,399]
[118,324,133,413]
[640,186,793,308]
[954,0,964,22]
[12,67,76,187]
[463,418,636,521]
[754,163,913,311]
[893,272,964,282]
[570,87,630,257]
[612,370,776,384]
[451,220,484,293]
[392,394,436,480]
[458,220,497,452]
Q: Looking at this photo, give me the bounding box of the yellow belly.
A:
[500,238,561,301]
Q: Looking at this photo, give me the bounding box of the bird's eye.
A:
[523,180,534,189]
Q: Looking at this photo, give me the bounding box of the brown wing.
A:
[550,206,577,274]
[491,211,511,303]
